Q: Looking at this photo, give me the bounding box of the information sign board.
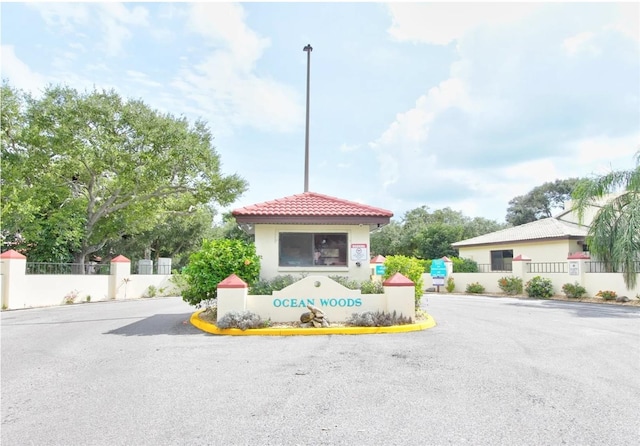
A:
[430,259,448,277]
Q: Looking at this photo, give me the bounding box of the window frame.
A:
[490,249,514,271]
[278,232,349,269]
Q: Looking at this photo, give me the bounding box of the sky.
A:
[1,1,638,224]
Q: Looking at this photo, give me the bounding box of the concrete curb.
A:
[190,310,437,336]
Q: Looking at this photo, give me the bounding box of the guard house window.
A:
[279,233,347,267]
[491,250,513,271]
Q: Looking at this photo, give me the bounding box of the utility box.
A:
[138,259,153,275]
[157,258,172,274]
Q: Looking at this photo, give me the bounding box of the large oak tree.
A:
[1,82,247,268]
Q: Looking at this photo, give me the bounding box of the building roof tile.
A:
[451,218,588,247]
[232,191,393,225]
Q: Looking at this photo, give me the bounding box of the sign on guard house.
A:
[217,274,416,323]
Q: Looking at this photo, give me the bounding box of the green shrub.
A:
[497,276,523,295]
[562,282,587,298]
[182,239,261,307]
[144,285,157,298]
[360,280,384,294]
[346,310,412,327]
[451,257,479,273]
[421,259,432,273]
[445,276,455,293]
[250,275,299,295]
[465,282,485,294]
[525,276,554,298]
[328,275,360,290]
[596,290,617,301]
[383,255,425,309]
[216,310,268,330]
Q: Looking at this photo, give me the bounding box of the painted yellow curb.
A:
[190,310,437,336]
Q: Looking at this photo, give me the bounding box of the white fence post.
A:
[0,250,27,309]
[512,254,531,284]
[382,272,415,320]
[109,255,131,300]
[217,274,248,322]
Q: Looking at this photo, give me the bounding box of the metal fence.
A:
[585,261,640,273]
[26,262,111,275]
[474,264,512,273]
[527,262,568,274]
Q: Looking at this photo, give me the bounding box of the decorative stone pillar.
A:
[383,272,415,320]
[217,274,248,322]
[109,255,131,300]
[567,252,589,287]
[512,254,531,283]
[0,250,27,309]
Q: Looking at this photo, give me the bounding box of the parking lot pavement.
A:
[2,295,639,445]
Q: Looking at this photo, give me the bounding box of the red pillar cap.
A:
[513,255,531,261]
[111,255,131,263]
[218,274,248,289]
[0,249,26,259]
[370,255,386,264]
[567,252,590,260]
[383,272,415,287]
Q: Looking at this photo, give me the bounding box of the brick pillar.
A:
[109,255,131,300]
[217,274,248,322]
[0,250,27,309]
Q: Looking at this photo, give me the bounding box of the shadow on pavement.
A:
[506,300,640,319]
[104,313,203,336]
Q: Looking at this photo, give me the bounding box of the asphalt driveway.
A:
[2,295,639,445]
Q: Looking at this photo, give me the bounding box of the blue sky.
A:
[2,1,638,223]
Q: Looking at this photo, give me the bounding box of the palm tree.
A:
[572,151,640,290]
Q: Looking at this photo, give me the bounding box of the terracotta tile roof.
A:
[451,218,588,247]
[232,191,393,225]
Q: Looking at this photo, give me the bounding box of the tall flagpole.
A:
[303,44,313,192]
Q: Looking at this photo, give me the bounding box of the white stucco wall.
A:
[255,224,372,282]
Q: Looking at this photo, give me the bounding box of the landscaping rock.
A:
[300,304,330,328]
[616,295,630,303]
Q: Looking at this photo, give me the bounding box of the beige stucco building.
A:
[232,191,393,282]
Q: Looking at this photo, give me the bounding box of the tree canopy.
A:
[506,178,580,226]
[371,206,506,259]
[1,81,247,267]
[572,151,640,290]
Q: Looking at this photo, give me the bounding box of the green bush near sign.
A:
[181,239,261,307]
[383,255,424,309]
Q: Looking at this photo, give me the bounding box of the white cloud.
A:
[369,3,639,222]
[339,143,359,152]
[26,3,90,33]
[171,3,303,134]
[387,3,539,45]
[97,3,149,57]
[562,32,600,56]
[606,3,639,42]
[0,45,47,93]
[126,70,163,88]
